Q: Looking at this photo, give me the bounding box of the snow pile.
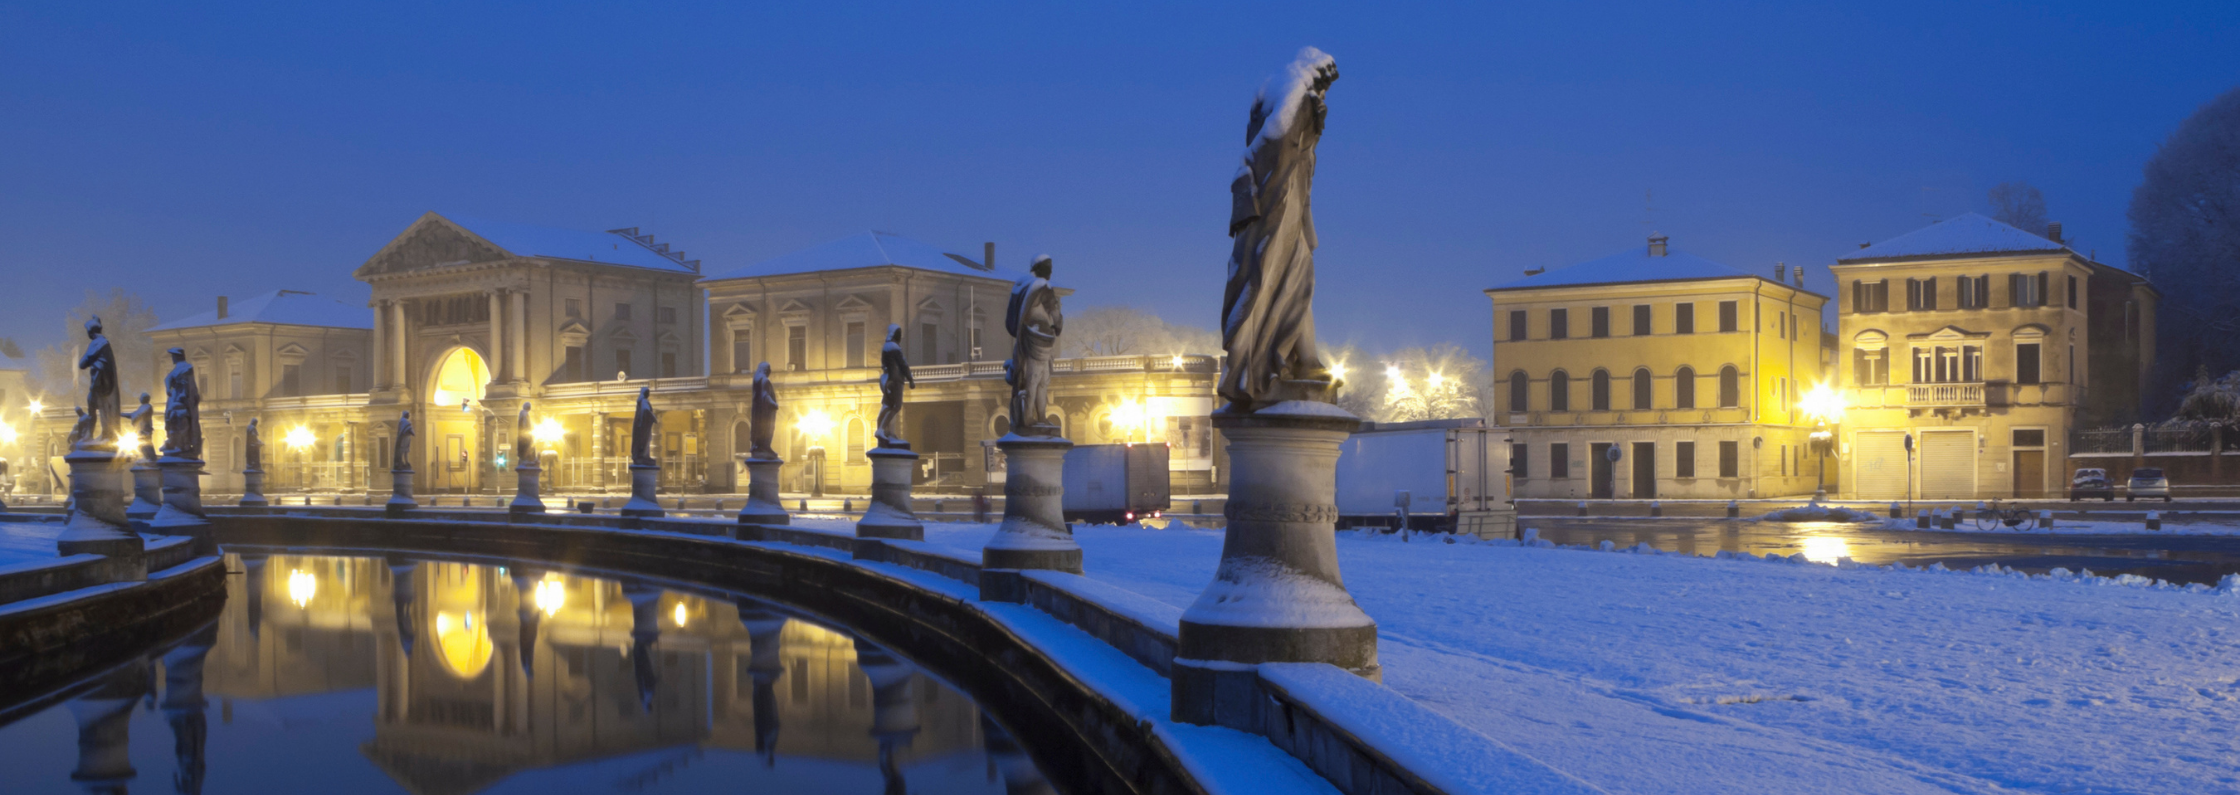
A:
[1755,502,1882,523]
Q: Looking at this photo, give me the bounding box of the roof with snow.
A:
[444,214,698,272]
[1490,243,1800,292]
[1839,213,2070,263]
[700,231,1027,284]
[149,290,373,332]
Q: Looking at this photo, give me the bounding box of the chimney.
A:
[1795,268,1805,287]
[1647,234,1668,257]
[1859,242,1871,249]
[985,241,996,270]
[1775,263,1787,281]
[2046,222,2063,244]
[217,296,229,319]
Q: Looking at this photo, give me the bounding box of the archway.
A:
[426,347,491,493]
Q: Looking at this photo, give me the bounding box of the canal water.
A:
[0,552,1056,794]
[1528,518,2240,585]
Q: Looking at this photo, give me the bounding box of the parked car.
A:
[2127,467,2172,502]
[2068,468,2113,501]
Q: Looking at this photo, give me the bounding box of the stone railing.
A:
[1906,382,1986,407]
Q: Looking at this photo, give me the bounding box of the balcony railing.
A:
[1907,383,1985,407]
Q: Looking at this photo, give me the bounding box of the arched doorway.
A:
[426,347,490,493]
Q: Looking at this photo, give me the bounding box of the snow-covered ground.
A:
[0,521,62,569]
[856,518,2240,795]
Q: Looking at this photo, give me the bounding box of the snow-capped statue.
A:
[630,387,657,466]
[515,402,533,464]
[393,411,414,471]
[1219,47,1340,413]
[244,419,263,470]
[160,348,201,459]
[749,362,779,459]
[876,325,915,448]
[77,316,120,447]
[127,392,156,461]
[1004,255,1063,437]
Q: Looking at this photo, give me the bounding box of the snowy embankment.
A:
[1881,513,2240,536]
[864,518,2240,795]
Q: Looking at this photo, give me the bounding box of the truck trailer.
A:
[1062,443,1171,524]
[1334,418,1514,538]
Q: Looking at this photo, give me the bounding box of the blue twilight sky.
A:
[4,1,2237,366]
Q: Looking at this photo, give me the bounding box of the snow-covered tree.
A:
[1328,343,1490,424]
[30,289,160,404]
[1987,181,2048,235]
[1058,306,1221,359]
[2129,85,2240,416]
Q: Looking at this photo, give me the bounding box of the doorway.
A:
[2013,450,2046,498]
[1590,442,1614,499]
[1631,442,1656,499]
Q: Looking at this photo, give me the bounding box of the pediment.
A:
[1907,325,1989,341]
[721,302,757,319]
[915,296,945,313]
[557,319,591,338]
[609,326,640,343]
[655,330,681,345]
[835,294,874,312]
[276,342,310,360]
[353,212,511,279]
[2012,323,2050,339]
[777,298,813,315]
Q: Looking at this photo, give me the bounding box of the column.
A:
[391,301,409,391]
[488,290,506,386]
[592,411,609,491]
[512,290,528,383]
[372,301,387,389]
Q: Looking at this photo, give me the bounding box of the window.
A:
[2016,342,2042,384]
[2067,275,2078,309]
[1550,443,1570,479]
[1549,370,1570,412]
[1718,366,1740,408]
[615,302,633,321]
[1780,444,1788,476]
[564,346,584,381]
[921,323,939,364]
[1852,348,1889,386]
[1676,441,1695,478]
[787,326,807,371]
[1775,377,1787,412]
[846,322,867,368]
[1508,371,1529,413]
[614,349,632,380]
[1851,280,1890,313]
[1911,344,1983,383]
[1718,301,1738,332]
[1591,307,1610,338]
[1675,366,1696,408]
[1550,308,1569,339]
[1508,310,1527,341]
[1777,311,1786,339]
[661,352,677,379]
[1632,368,1652,410]
[846,418,866,462]
[1632,305,1652,336]
[280,364,300,397]
[229,362,243,400]
[732,329,753,373]
[659,307,677,324]
[1791,313,1799,340]
[335,366,351,394]
[1511,443,1528,479]
[1719,441,1739,478]
[1675,303,1695,334]
[1906,277,1938,311]
[1591,369,1611,411]
[2010,273,2046,307]
[1957,275,1990,309]
[565,299,582,318]
[2013,429,2047,448]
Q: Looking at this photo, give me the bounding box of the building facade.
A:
[1831,214,2157,500]
[1487,236,1833,500]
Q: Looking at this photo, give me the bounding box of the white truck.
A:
[1062,443,1172,524]
[1334,418,1514,538]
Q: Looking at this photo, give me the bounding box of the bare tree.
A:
[30,289,161,404]
[1329,343,1491,424]
[1987,181,2048,234]
[1057,307,1220,358]
[2130,85,2240,417]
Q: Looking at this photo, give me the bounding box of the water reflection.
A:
[0,553,1049,794]
[1530,519,2240,584]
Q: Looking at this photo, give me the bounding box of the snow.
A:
[1840,213,2067,263]
[1251,47,1337,154]
[1179,557,1375,629]
[1756,503,1884,523]
[699,231,1027,284]
[1253,399,1359,419]
[1491,243,1780,291]
[0,520,63,569]
[146,290,372,332]
[897,518,2240,794]
[1881,514,2240,536]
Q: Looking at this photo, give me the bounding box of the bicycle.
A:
[1972,499,2038,531]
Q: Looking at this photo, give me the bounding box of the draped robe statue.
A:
[1004,256,1063,436]
[876,325,915,448]
[244,419,263,471]
[77,317,120,447]
[749,363,779,458]
[160,348,202,459]
[127,393,156,461]
[393,412,414,471]
[630,387,658,466]
[1219,48,1340,413]
[516,402,534,465]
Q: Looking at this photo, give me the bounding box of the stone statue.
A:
[876,325,915,448]
[66,407,92,450]
[160,348,201,459]
[77,317,119,447]
[126,393,155,461]
[516,402,533,465]
[394,411,414,471]
[749,363,778,458]
[1005,256,1063,437]
[1219,47,1340,413]
[630,387,657,466]
[244,419,263,471]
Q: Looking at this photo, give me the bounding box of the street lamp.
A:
[1799,382,1845,501]
[285,425,316,492]
[795,409,834,498]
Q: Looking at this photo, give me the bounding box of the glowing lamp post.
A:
[284,426,315,492]
[1799,383,1844,501]
[796,410,833,498]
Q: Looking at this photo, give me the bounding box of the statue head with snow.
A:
[1219,47,1340,414]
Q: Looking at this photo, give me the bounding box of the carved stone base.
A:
[239,468,268,508]
[128,461,161,520]
[510,464,547,514]
[982,435,1080,575]
[736,456,789,526]
[59,446,142,578]
[151,457,211,543]
[386,467,417,515]
[621,464,664,517]
[856,448,922,541]
[1173,402,1377,725]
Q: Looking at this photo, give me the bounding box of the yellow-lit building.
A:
[1487,236,1832,499]
[1830,214,2156,500]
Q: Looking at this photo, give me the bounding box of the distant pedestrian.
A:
[973,488,990,523]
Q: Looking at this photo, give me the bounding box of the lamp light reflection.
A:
[287,568,317,607]
[1800,536,1851,565]
[533,578,565,616]
[672,601,688,627]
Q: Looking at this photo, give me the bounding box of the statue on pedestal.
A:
[66,407,91,450]
[749,363,778,459]
[875,325,915,448]
[516,402,534,465]
[127,393,156,461]
[1005,256,1063,436]
[244,420,263,471]
[160,348,201,459]
[394,412,414,471]
[630,387,657,466]
[77,317,119,447]
[1219,48,1340,413]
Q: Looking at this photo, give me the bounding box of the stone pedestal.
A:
[510,464,547,514]
[1173,402,1378,728]
[982,435,1080,574]
[386,467,417,515]
[736,456,790,526]
[621,463,664,517]
[58,446,143,577]
[151,457,212,548]
[856,448,923,541]
[68,662,149,791]
[128,460,161,520]
[239,468,268,507]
